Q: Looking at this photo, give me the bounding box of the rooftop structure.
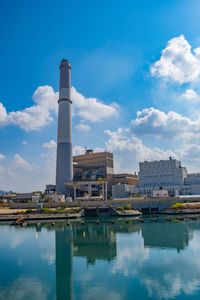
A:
[110,173,138,186]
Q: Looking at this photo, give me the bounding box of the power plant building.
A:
[73,149,114,182]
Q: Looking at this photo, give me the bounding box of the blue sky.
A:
[1,0,200,191]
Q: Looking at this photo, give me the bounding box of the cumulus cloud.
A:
[175,144,200,172]
[0,103,8,125]
[0,85,118,131]
[131,107,200,140]
[9,86,58,131]
[0,154,5,160]
[105,128,175,159]
[104,128,176,172]
[0,86,58,131]
[72,87,118,122]
[0,277,51,300]
[0,151,55,192]
[13,154,32,171]
[151,35,200,84]
[42,140,57,150]
[182,89,200,102]
[112,232,149,276]
[0,164,4,175]
[75,123,91,131]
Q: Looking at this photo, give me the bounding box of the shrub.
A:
[123,204,132,210]
[171,202,184,209]
[41,208,53,214]
[116,206,124,211]
[25,209,33,214]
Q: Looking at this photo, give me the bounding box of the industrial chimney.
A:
[56,59,73,194]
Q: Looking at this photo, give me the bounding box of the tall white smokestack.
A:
[56,59,73,194]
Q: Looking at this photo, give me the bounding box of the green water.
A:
[0,218,200,299]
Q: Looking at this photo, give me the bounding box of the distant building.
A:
[45,184,56,194]
[14,193,33,202]
[139,157,187,187]
[185,173,200,185]
[138,157,200,196]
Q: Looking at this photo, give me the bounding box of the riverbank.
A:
[0,207,141,222]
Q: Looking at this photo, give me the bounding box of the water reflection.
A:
[141,222,193,252]
[56,228,73,300]
[1,220,200,300]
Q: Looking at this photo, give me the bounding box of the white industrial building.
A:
[138,157,200,196]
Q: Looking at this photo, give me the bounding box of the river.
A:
[0,218,200,299]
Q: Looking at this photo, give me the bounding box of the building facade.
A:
[112,184,138,198]
[138,157,200,196]
[73,149,114,181]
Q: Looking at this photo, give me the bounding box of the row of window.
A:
[141,182,177,186]
[141,174,176,178]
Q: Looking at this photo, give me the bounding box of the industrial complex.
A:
[53,58,200,201]
[54,58,140,201]
[1,59,200,204]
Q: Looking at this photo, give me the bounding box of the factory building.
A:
[73,149,113,182]
[112,184,138,199]
[71,149,113,199]
[139,157,187,187]
[138,157,200,196]
[111,174,139,198]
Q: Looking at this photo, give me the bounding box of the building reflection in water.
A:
[55,220,196,299]
[73,224,117,264]
[56,227,73,300]
[55,222,135,299]
[141,222,193,252]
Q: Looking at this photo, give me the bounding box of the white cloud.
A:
[182,89,200,102]
[0,85,118,131]
[0,277,50,300]
[0,103,8,126]
[104,128,176,172]
[0,151,55,192]
[0,164,4,174]
[13,154,33,171]
[72,87,118,122]
[112,232,149,276]
[72,145,104,156]
[8,86,58,131]
[151,35,200,84]
[0,86,58,131]
[131,107,200,140]
[0,154,5,160]
[75,123,91,131]
[42,140,57,150]
[105,128,176,160]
